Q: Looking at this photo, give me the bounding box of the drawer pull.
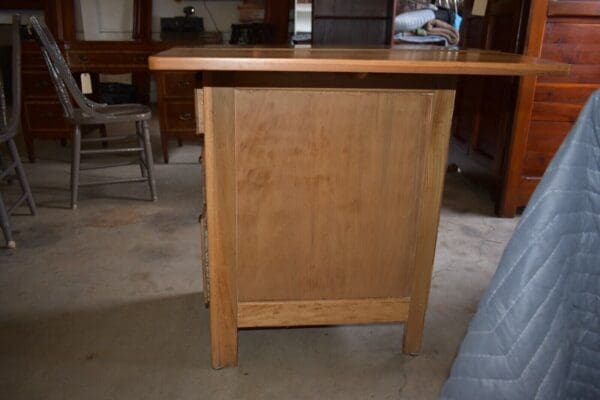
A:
[78,55,89,63]
[177,80,191,88]
[179,112,192,121]
[40,111,56,118]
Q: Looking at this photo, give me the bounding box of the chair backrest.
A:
[29,16,96,119]
[0,15,21,141]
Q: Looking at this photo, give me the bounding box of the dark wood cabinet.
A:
[312,0,395,45]
[501,0,600,216]
[451,0,531,203]
[453,0,600,216]
[155,71,203,163]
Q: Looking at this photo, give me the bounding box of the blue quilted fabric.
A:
[440,91,600,400]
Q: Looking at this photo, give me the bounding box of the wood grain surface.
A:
[149,47,569,76]
[238,298,411,327]
[201,71,457,366]
[203,73,238,369]
[234,88,432,302]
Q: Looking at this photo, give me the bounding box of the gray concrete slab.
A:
[0,120,518,400]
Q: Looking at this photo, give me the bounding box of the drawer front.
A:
[22,71,56,98]
[163,101,197,132]
[161,72,199,98]
[23,101,69,132]
[534,84,600,104]
[22,50,46,69]
[539,20,600,84]
[67,51,148,69]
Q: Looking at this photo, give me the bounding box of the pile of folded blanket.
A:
[393,6,461,47]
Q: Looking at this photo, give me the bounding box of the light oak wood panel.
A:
[234,88,432,301]
[194,89,204,135]
[203,74,238,369]
[149,47,569,76]
[238,298,411,327]
[403,88,456,354]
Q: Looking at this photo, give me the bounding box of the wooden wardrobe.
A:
[453,0,600,216]
[501,0,600,216]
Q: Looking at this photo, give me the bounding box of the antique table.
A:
[149,47,567,368]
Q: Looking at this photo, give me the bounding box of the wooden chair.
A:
[0,15,36,248]
[30,16,157,209]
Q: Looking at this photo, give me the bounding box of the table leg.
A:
[403,88,456,354]
[203,76,239,368]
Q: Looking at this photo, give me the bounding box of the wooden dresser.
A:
[501,0,600,216]
[154,71,203,163]
[451,0,530,203]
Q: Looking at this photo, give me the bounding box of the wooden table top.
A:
[148,46,569,76]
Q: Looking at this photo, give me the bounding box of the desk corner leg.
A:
[402,308,425,355]
[210,309,238,369]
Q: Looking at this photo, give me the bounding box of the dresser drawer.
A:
[23,101,69,132]
[67,51,148,69]
[22,71,56,98]
[162,101,197,132]
[160,72,200,98]
[22,50,46,69]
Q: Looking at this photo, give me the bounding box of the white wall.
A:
[153,0,241,40]
[74,0,242,41]
[76,0,134,40]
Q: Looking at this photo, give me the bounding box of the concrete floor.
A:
[0,120,519,400]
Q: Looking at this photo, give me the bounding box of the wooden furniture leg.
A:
[403,89,456,354]
[204,76,238,368]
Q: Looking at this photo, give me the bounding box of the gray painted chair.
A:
[0,15,37,249]
[30,16,157,209]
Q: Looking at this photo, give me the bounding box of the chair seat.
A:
[68,103,152,125]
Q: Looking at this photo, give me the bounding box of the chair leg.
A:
[7,139,36,216]
[0,191,15,248]
[71,125,82,210]
[136,121,147,178]
[141,120,157,201]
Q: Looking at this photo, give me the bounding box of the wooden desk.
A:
[149,47,567,369]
